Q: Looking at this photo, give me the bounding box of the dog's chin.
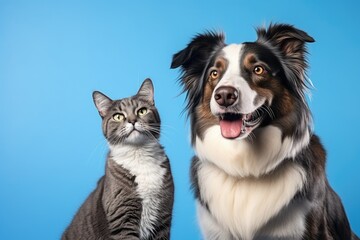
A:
[214,107,265,140]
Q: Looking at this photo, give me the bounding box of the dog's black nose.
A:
[214,86,238,107]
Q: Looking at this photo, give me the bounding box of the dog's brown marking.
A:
[195,57,228,140]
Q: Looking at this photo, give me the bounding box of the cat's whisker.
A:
[148,123,177,132]
[144,131,161,144]
[143,126,172,142]
[86,138,108,164]
[157,124,177,131]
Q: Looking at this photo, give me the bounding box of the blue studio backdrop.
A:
[0,1,359,239]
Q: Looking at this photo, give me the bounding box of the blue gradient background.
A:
[1,1,359,239]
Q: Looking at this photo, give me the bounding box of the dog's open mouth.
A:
[218,108,265,139]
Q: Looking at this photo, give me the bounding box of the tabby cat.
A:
[62,79,174,240]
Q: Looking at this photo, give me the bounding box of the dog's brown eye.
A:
[253,66,264,75]
[210,70,219,80]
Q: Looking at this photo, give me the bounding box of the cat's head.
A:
[93,79,161,146]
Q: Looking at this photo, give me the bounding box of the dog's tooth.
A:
[241,119,246,133]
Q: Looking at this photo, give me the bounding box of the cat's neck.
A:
[108,140,166,162]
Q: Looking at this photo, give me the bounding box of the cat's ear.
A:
[137,78,154,104]
[93,91,113,118]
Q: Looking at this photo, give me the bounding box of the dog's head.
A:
[171,24,314,142]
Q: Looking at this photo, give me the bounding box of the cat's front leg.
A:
[103,184,142,240]
[106,204,142,240]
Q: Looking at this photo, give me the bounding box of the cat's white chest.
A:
[110,143,167,239]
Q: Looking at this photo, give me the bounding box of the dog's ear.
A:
[171,32,225,112]
[256,23,315,97]
[171,31,225,70]
[256,23,314,58]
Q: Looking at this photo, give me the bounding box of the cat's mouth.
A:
[119,122,159,145]
[121,128,142,144]
[128,128,140,136]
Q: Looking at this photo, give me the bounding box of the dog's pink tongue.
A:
[219,119,243,139]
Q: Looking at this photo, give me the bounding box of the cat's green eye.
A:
[137,107,148,116]
[113,113,125,122]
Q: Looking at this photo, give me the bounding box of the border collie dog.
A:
[171,24,359,240]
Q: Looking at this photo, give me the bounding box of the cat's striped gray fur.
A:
[62,79,174,240]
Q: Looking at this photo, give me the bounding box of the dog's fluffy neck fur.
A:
[194,124,310,178]
[195,161,308,240]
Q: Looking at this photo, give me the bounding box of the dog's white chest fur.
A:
[110,143,167,239]
[194,125,308,239]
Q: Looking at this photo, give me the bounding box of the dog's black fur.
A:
[171,24,359,240]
